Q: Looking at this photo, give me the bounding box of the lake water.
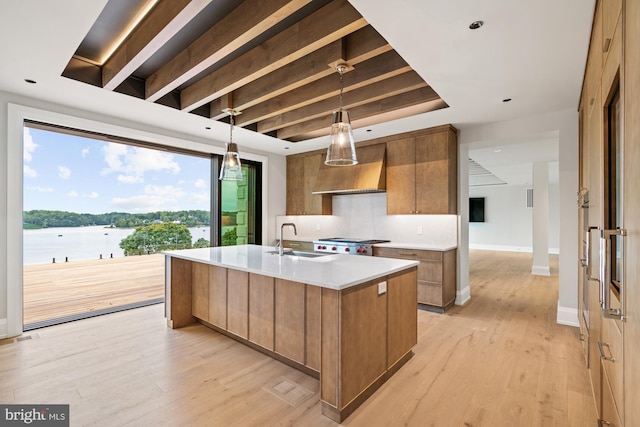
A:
[23,225,212,265]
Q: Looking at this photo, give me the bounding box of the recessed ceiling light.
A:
[284,147,290,150]
[469,21,484,30]
[205,126,211,130]
[366,129,372,132]
[24,79,37,84]
[494,148,501,153]
[502,98,512,103]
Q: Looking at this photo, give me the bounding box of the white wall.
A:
[469,183,560,253]
[459,108,579,326]
[276,192,458,249]
[0,90,287,338]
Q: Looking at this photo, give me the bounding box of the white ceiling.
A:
[0,0,594,166]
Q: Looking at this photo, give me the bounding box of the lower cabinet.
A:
[227,269,249,339]
[248,273,274,351]
[374,247,456,312]
[274,278,306,364]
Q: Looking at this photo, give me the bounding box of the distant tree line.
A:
[23,210,211,229]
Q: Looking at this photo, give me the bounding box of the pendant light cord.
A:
[229,113,234,144]
[338,67,344,111]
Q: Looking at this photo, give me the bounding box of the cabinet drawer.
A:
[374,247,442,261]
[418,281,442,306]
[282,240,315,252]
[601,366,623,427]
[418,259,443,283]
[600,318,623,416]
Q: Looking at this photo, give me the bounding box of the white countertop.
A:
[165,245,418,290]
[373,242,457,251]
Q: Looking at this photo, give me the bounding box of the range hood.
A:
[312,144,386,195]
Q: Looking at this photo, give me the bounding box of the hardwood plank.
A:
[236,50,411,127]
[228,25,390,113]
[4,251,597,426]
[23,254,165,325]
[145,0,312,102]
[180,0,367,112]
[258,71,428,133]
[102,0,210,90]
[277,87,441,140]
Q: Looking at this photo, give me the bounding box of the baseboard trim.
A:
[557,303,579,327]
[469,244,559,255]
[531,265,551,276]
[0,318,7,340]
[456,285,471,306]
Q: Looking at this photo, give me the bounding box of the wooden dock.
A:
[23,254,165,325]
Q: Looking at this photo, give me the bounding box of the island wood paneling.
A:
[208,265,227,328]
[274,278,305,364]
[248,273,275,350]
[227,269,249,339]
[191,262,209,321]
[167,256,195,328]
[320,287,339,407]
[387,268,417,368]
[305,284,321,372]
[340,281,388,406]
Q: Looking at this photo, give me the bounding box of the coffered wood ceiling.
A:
[63,0,447,142]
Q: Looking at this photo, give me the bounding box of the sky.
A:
[22,127,219,214]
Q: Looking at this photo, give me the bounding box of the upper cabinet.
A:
[386,125,458,215]
[286,153,332,215]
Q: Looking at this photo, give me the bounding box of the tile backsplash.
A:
[276,192,458,246]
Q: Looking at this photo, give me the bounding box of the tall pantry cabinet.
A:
[578,0,639,425]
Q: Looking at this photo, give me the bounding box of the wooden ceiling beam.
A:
[227,25,390,113]
[257,71,429,133]
[276,86,442,140]
[145,0,312,103]
[179,0,367,112]
[102,0,212,91]
[234,50,411,127]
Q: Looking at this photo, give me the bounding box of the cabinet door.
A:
[192,262,209,321]
[227,269,249,339]
[209,265,227,328]
[386,138,416,214]
[275,279,305,363]
[304,154,332,215]
[249,273,274,350]
[286,156,305,215]
[415,131,457,214]
[387,269,417,367]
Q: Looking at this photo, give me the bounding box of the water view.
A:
[23,225,212,265]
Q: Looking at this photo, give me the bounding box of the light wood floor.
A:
[1,250,596,426]
[23,254,165,325]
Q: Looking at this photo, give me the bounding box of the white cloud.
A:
[58,166,71,179]
[24,165,38,178]
[118,174,144,184]
[101,143,180,180]
[67,191,79,198]
[26,186,53,193]
[194,179,206,188]
[81,147,90,157]
[111,184,186,213]
[87,192,99,199]
[188,191,209,205]
[23,128,38,162]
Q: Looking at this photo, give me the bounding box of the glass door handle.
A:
[586,226,599,281]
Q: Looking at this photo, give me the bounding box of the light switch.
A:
[378,281,387,295]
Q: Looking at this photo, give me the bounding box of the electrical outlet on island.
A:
[417,226,423,235]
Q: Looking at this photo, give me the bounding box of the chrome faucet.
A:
[279,223,297,256]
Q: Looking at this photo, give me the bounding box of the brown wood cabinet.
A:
[286,153,332,215]
[578,1,639,425]
[208,265,227,329]
[374,246,456,313]
[248,273,274,350]
[274,278,306,364]
[227,269,249,339]
[386,125,458,215]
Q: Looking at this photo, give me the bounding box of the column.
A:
[531,161,550,276]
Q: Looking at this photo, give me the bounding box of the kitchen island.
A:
[164,244,418,422]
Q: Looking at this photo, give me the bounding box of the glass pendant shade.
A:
[219,142,243,181]
[325,109,358,166]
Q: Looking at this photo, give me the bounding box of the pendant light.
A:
[219,109,244,181]
[325,63,358,166]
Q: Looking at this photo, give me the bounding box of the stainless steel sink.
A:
[266,250,326,258]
